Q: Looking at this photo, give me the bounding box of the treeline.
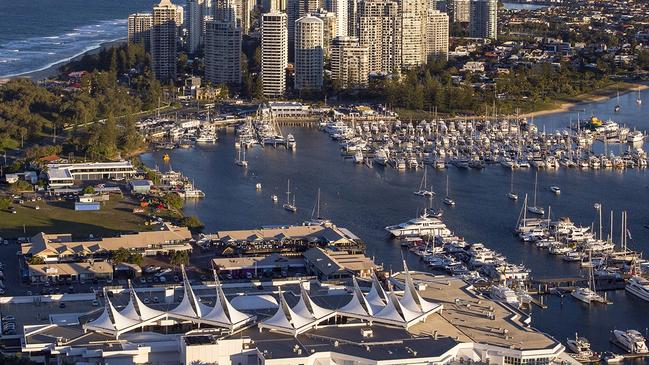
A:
[0,43,162,160]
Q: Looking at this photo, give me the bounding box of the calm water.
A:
[141,89,649,357]
[0,0,156,77]
[502,2,548,10]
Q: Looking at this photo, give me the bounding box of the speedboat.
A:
[566,333,593,359]
[613,329,649,354]
[549,185,561,194]
[507,192,518,200]
[625,276,649,301]
[287,134,296,150]
[385,213,452,238]
[443,197,456,206]
[490,285,520,307]
[602,352,624,363]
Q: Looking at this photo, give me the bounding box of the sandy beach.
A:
[0,39,126,84]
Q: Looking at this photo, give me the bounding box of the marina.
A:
[140,88,649,360]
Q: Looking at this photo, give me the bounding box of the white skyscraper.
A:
[295,15,324,91]
[151,0,178,82]
[204,0,241,84]
[261,12,288,97]
[425,9,449,60]
[315,10,337,56]
[128,13,153,49]
[400,0,427,68]
[327,0,348,36]
[186,0,204,54]
[470,0,497,39]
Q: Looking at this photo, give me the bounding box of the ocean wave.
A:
[0,18,128,78]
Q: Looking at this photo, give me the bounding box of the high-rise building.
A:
[448,0,469,22]
[315,10,337,57]
[216,0,253,33]
[261,12,289,97]
[286,0,321,47]
[470,0,497,39]
[204,0,241,85]
[425,9,449,60]
[346,0,358,37]
[326,0,348,36]
[151,0,178,82]
[127,13,153,49]
[358,0,400,74]
[186,0,204,54]
[399,0,427,68]
[295,15,324,91]
[331,36,369,88]
[175,4,185,26]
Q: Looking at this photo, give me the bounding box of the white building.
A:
[127,13,153,49]
[186,0,205,54]
[261,12,289,97]
[294,15,324,91]
[152,0,179,81]
[45,161,137,187]
[470,0,497,39]
[315,10,337,56]
[426,9,449,60]
[327,0,348,36]
[331,36,369,88]
[451,0,470,22]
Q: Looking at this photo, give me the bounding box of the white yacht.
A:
[571,287,605,304]
[549,185,561,194]
[373,149,388,166]
[286,134,296,150]
[385,213,452,238]
[627,130,644,144]
[353,150,364,164]
[625,276,649,301]
[566,333,593,359]
[414,166,435,197]
[490,285,520,307]
[613,329,649,354]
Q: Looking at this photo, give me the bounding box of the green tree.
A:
[170,251,189,266]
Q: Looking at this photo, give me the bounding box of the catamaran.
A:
[283,179,297,212]
[527,171,544,215]
[414,166,435,197]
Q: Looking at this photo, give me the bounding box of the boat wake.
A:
[0,19,127,78]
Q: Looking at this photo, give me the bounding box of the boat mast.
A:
[533,171,539,207]
[286,179,291,205]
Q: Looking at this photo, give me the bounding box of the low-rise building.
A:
[27,261,113,283]
[46,161,137,188]
[303,247,378,280]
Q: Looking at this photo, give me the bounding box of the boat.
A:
[612,329,649,354]
[182,188,205,198]
[235,144,248,167]
[507,172,518,200]
[271,194,278,203]
[614,91,621,112]
[385,213,452,238]
[572,251,608,304]
[627,130,644,144]
[373,148,388,166]
[414,166,435,197]
[637,87,642,105]
[602,352,624,363]
[625,275,649,301]
[162,154,170,162]
[353,150,364,164]
[443,174,455,206]
[255,183,262,190]
[490,285,520,307]
[549,185,561,194]
[566,333,594,359]
[527,171,544,215]
[287,134,296,150]
[196,126,218,143]
[304,188,332,226]
[282,180,297,212]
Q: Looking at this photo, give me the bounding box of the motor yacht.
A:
[490,285,520,307]
[625,276,649,301]
[385,213,452,238]
[571,287,605,304]
[549,185,561,194]
[612,329,648,354]
[566,333,593,359]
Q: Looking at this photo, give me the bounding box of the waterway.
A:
[140,88,649,359]
[503,2,549,10]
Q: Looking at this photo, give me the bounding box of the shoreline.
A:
[521,81,649,118]
[0,39,126,83]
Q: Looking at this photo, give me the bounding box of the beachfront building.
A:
[261,12,288,97]
[330,36,370,88]
[45,161,137,187]
[470,0,497,39]
[426,9,449,60]
[22,223,192,262]
[152,0,179,82]
[20,265,570,365]
[294,15,324,91]
[204,0,242,85]
[186,0,205,54]
[127,13,153,49]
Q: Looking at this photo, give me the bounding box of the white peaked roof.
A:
[85,301,114,333]
[261,287,313,335]
[400,260,440,313]
[292,283,333,320]
[366,273,387,307]
[170,285,199,318]
[105,290,141,331]
[390,290,422,322]
[202,274,254,328]
[374,289,405,323]
[181,266,212,317]
[132,287,165,321]
[339,278,370,317]
[119,296,141,322]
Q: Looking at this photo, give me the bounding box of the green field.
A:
[0,197,151,238]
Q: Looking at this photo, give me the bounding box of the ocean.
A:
[0,0,157,78]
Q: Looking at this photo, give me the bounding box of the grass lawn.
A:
[0,196,151,239]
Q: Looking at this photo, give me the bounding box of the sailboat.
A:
[637,87,642,105]
[235,143,248,167]
[614,91,621,112]
[283,179,297,212]
[443,174,455,206]
[507,172,518,200]
[414,166,435,197]
[304,188,331,226]
[571,250,608,304]
[527,171,544,215]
